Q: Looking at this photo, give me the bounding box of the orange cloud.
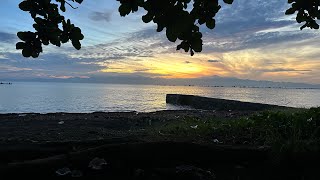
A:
[99,53,230,78]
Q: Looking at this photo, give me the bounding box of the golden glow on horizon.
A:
[97,41,319,83]
[100,54,231,78]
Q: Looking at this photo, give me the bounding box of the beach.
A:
[0,110,249,144]
[1,107,320,179]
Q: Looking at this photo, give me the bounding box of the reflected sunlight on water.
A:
[0,82,320,113]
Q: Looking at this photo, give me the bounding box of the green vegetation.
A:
[151,108,320,152]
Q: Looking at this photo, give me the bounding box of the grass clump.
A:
[152,107,320,152]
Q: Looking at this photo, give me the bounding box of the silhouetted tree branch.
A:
[17,0,320,58]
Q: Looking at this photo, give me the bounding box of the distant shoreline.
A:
[0,82,12,85]
[180,84,320,90]
[2,81,320,90]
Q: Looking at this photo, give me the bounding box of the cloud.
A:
[134,68,151,72]
[103,0,314,57]
[69,30,158,60]
[207,60,220,63]
[0,52,104,80]
[216,0,289,24]
[49,75,90,79]
[195,0,319,53]
[202,24,317,54]
[260,68,312,72]
[0,32,16,43]
[89,11,112,22]
[0,65,32,72]
[82,0,302,57]
[1,0,319,84]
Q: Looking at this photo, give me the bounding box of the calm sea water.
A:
[0,82,320,113]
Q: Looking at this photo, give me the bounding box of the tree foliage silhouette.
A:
[17,0,320,58]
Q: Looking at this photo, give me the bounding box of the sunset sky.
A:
[0,0,320,84]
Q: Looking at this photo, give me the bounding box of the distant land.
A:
[0,82,12,85]
[2,75,320,89]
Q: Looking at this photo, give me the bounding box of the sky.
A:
[0,0,320,84]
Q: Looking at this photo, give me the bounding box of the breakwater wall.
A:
[166,94,287,111]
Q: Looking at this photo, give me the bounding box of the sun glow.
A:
[97,42,319,83]
[99,53,231,78]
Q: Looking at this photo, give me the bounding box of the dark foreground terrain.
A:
[0,108,320,179]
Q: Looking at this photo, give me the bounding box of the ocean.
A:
[0,82,320,113]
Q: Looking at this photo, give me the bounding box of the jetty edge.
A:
[166,94,290,111]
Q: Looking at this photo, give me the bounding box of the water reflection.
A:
[0,82,320,113]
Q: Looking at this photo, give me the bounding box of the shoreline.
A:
[1,107,320,179]
[5,81,320,90]
[0,110,251,144]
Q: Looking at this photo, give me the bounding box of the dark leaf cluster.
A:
[17,0,84,58]
[17,0,319,58]
[286,0,320,30]
[118,0,232,56]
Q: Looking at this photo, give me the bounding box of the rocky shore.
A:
[1,108,319,179]
[0,110,249,144]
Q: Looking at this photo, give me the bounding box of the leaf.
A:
[191,38,202,52]
[193,32,202,39]
[72,40,81,50]
[60,2,66,12]
[22,46,32,57]
[206,19,215,29]
[31,51,39,58]
[132,4,139,12]
[285,7,296,15]
[176,44,182,50]
[198,18,206,25]
[42,38,49,45]
[60,34,69,43]
[119,4,131,16]
[190,50,194,56]
[300,23,307,30]
[142,13,153,23]
[50,38,61,47]
[157,24,165,32]
[19,1,33,11]
[193,25,199,32]
[296,12,304,23]
[223,0,234,4]
[191,43,202,52]
[177,41,189,52]
[72,27,84,40]
[34,17,43,24]
[63,19,72,31]
[16,42,26,49]
[17,31,36,41]
[75,0,83,4]
[166,28,178,42]
[310,21,319,29]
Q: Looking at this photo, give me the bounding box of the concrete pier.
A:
[166,94,287,111]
